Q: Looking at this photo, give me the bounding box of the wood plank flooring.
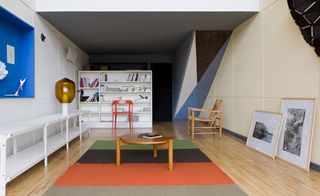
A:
[6,121,320,195]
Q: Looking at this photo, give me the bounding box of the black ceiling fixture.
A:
[287,0,320,56]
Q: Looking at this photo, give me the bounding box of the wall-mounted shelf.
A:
[0,111,90,196]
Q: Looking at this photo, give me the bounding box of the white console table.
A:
[0,111,90,196]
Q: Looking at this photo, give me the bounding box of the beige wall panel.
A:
[219,97,235,131]
[234,98,263,136]
[201,96,234,130]
[233,14,263,97]
[263,0,320,98]
[199,95,215,118]
[210,0,320,165]
[260,0,278,10]
[263,98,281,112]
[213,39,234,97]
[201,60,221,117]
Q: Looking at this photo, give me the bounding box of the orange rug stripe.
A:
[54,163,234,186]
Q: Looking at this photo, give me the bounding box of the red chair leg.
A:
[112,114,115,134]
[131,115,133,133]
[128,114,130,133]
[129,114,133,133]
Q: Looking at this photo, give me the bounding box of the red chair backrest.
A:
[112,100,133,113]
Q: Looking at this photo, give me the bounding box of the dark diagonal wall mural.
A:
[196,31,232,81]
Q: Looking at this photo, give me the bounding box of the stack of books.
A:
[82,91,99,102]
[139,133,162,139]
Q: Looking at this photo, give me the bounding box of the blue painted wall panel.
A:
[0,6,34,98]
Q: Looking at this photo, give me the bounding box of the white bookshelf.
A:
[79,70,152,129]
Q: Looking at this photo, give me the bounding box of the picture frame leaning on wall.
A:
[246,111,284,159]
[276,98,317,171]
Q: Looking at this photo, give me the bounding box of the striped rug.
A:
[44,140,246,196]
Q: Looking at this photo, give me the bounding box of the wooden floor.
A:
[6,121,320,196]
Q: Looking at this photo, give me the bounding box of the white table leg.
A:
[43,125,48,167]
[60,122,63,134]
[79,114,82,142]
[74,117,76,127]
[66,119,69,151]
[13,137,17,155]
[88,112,91,134]
[0,140,6,196]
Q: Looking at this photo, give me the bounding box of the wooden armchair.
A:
[187,99,223,140]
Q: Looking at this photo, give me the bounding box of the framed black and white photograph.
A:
[277,98,316,171]
[246,111,284,159]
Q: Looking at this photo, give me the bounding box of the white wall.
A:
[172,32,197,117]
[205,0,320,165]
[35,0,260,12]
[0,0,88,155]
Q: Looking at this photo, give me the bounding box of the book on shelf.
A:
[82,91,99,102]
[91,78,99,87]
[126,73,151,82]
[138,133,162,139]
[80,77,99,88]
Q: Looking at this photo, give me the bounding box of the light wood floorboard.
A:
[6,121,320,196]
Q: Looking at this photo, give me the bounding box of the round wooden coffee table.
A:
[116,133,175,171]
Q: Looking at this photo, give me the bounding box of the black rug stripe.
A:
[77,149,211,164]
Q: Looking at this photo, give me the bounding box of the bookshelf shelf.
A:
[100,91,151,94]
[79,87,100,90]
[100,81,151,83]
[79,70,153,129]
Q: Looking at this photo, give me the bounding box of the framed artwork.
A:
[246,111,284,159]
[277,98,316,171]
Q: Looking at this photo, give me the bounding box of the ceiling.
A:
[39,12,256,54]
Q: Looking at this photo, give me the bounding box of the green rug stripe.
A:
[45,185,247,196]
[90,140,197,150]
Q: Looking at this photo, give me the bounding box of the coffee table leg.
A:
[116,137,120,166]
[153,144,158,158]
[168,139,173,171]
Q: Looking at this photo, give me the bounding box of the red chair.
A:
[112,100,133,134]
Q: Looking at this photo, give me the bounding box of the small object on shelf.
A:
[0,61,8,80]
[143,107,151,112]
[138,133,162,139]
[80,96,89,102]
[139,95,148,99]
[5,77,27,97]
[128,115,139,122]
